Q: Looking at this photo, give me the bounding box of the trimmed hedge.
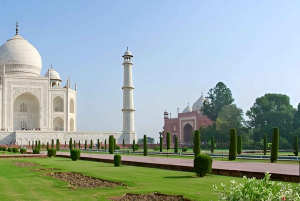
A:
[114,154,121,167]
[211,136,215,154]
[109,135,114,154]
[33,149,40,154]
[153,146,159,151]
[143,134,147,156]
[182,147,187,152]
[47,148,56,157]
[90,140,93,149]
[271,128,279,163]
[294,135,298,156]
[263,134,267,156]
[193,130,201,156]
[115,145,120,150]
[20,148,27,154]
[229,128,237,161]
[174,136,178,153]
[166,132,171,150]
[2,147,7,151]
[159,137,163,152]
[12,148,18,153]
[7,147,12,152]
[70,149,80,161]
[194,154,213,177]
[133,140,136,151]
[104,139,107,150]
[69,138,73,150]
[51,139,54,149]
[56,139,60,151]
[237,135,242,155]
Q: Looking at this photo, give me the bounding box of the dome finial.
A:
[51,64,52,69]
[16,22,18,35]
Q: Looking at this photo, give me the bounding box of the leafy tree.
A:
[211,136,214,154]
[137,137,155,144]
[202,82,234,122]
[246,93,295,142]
[294,135,298,156]
[293,103,300,130]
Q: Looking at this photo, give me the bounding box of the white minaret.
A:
[122,48,137,144]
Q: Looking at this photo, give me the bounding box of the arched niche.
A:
[70,98,74,113]
[53,117,64,131]
[53,96,64,112]
[183,124,193,144]
[70,118,74,131]
[13,92,40,130]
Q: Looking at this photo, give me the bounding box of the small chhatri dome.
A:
[123,47,133,57]
[0,23,42,77]
[182,103,192,113]
[45,68,61,81]
[192,94,205,111]
[164,110,169,115]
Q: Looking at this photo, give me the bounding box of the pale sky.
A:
[1,1,300,141]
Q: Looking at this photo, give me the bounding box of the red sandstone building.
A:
[162,94,213,144]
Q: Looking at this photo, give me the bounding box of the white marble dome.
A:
[182,104,192,113]
[123,50,133,57]
[0,34,42,77]
[192,94,205,111]
[44,68,61,80]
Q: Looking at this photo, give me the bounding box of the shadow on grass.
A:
[163,176,194,179]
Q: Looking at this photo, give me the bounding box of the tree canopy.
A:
[202,82,234,122]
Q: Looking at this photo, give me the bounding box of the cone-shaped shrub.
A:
[122,139,125,149]
[104,139,107,150]
[97,139,100,150]
[47,142,49,151]
[12,147,18,153]
[73,140,76,149]
[47,148,56,158]
[193,130,201,156]
[78,140,81,149]
[211,136,215,154]
[29,141,30,146]
[294,135,298,156]
[56,139,60,151]
[271,127,279,163]
[174,136,178,153]
[160,137,163,152]
[69,138,72,150]
[114,138,116,150]
[20,148,27,154]
[133,140,136,151]
[89,140,92,149]
[114,154,121,167]
[35,141,37,149]
[70,149,80,161]
[65,141,66,148]
[194,154,213,177]
[229,128,237,161]
[237,135,242,155]
[51,139,54,149]
[166,132,171,151]
[8,147,12,152]
[32,141,34,150]
[143,134,147,156]
[263,134,267,156]
[109,135,114,154]
[85,140,87,149]
[38,140,41,150]
[33,149,40,154]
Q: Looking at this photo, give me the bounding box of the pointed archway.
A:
[183,124,193,144]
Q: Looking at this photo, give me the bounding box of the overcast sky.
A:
[1,1,300,141]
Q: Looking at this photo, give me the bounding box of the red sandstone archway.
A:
[183,124,193,144]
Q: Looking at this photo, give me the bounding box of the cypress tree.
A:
[133,140,136,151]
[56,139,60,151]
[229,128,237,161]
[104,139,107,150]
[166,132,171,151]
[78,140,81,149]
[32,141,34,150]
[109,135,114,154]
[73,140,76,149]
[38,140,41,150]
[174,136,178,153]
[193,130,201,156]
[90,139,93,149]
[143,134,147,156]
[294,135,299,156]
[122,138,125,154]
[29,141,30,146]
[85,140,87,149]
[263,134,267,155]
[51,139,54,149]
[159,137,163,152]
[211,136,214,154]
[237,135,242,155]
[271,127,279,163]
[97,139,100,150]
[65,141,66,148]
[69,138,72,150]
[35,141,37,149]
[114,138,116,150]
[46,142,49,151]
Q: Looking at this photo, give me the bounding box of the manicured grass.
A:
[0,157,275,201]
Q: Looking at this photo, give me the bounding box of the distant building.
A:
[162,94,213,144]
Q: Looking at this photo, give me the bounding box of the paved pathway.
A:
[58,152,299,177]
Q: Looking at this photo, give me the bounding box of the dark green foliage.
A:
[35,141,37,149]
[33,149,40,154]
[229,128,237,161]
[7,148,12,152]
[143,135,147,156]
[74,140,76,149]
[114,138,116,150]
[38,140,41,150]
[109,135,114,154]
[132,144,139,151]
[47,148,56,158]
[115,145,120,150]
[182,147,187,152]
[237,135,242,155]
[12,147,18,153]
[29,141,30,146]
[114,154,121,167]
[78,140,81,149]
[2,147,6,151]
[85,140,87,149]
[70,149,80,161]
[104,139,107,150]
[97,139,100,150]
[32,141,34,150]
[174,136,178,153]
[47,142,49,151]
[56,139,60,151]
[263,134,267,155]
[271,128,279,163]
[65,141,66,148]
[153,146,159,151]
[193,130,201,156]
[122,139,125,149]
[51,139,54,149]
[166,132,171,150]
[211,136,215,154]
[159,137,163,152]
[69,138,72,150]
[294,135,298,156]
[20,148,27,154]
[133,140,136,151]
[90,140,93,149]
[194,154,213,177]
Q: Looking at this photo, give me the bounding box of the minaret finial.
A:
[127,47,128,51]
[51,64,52,69]
[16,22,18,35]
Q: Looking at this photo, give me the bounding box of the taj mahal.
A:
[0,24,137,145]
